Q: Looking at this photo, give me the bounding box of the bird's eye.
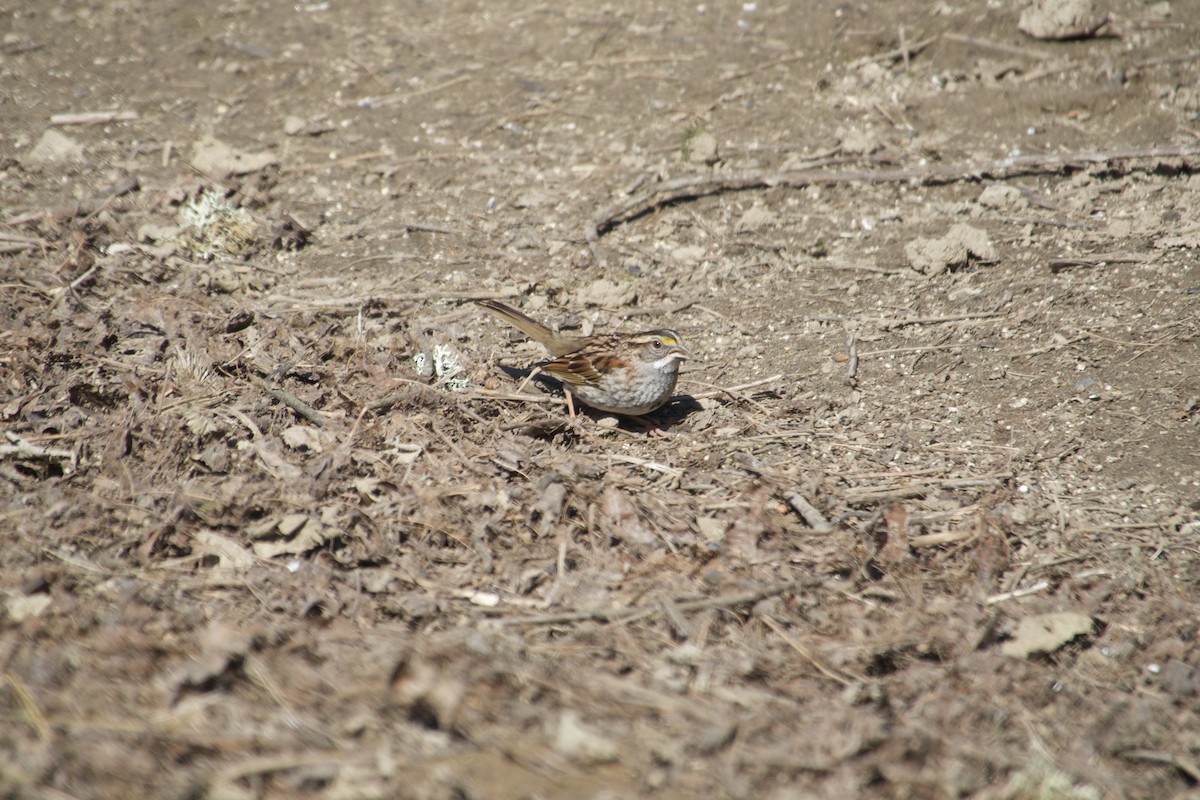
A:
[651,340,664,350]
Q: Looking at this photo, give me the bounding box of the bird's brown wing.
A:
[540,346,626,387]
[540,354,603,386]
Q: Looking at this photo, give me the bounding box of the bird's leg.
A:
[515,365,543,395]
[561,389,594,440]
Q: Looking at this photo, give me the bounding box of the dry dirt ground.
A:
[3,0,1200,798]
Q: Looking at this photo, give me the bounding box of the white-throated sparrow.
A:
[476,299,689,416]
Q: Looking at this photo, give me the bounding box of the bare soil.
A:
[2,1,1199,798]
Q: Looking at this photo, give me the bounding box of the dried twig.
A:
[46,260,102,313]
[210,753,351,787]
[848,35,937,69]
[497,579,820,626]
[3,672,52,742]
[984,580,1051,605]
[1018,63,1080,84]
[372,73,472,106]
[845,335,859,387]
[586,144,1200,265]
[1135,50,1200,69]
[384,221,461,236]
[658,598,693,639]
[760,616,863,685]
[941,32,1054,61]
[814,261,903,274]
[609,454,684,477]
[1077,329,1173,349]
[1121,750,1200,783]
[471,389,560,406]
[1049,253,1149,273]
[880,312,1005,330]
[247,375,327,427]
[688,374,783,400]
[845,474,1011,505]
[0,232,48,252]
[783,493,833,534]
[857,343,963,357]
[732,453,832,534]
[50,110,138,126]
[725,51,809,81]
[801,311,1004,332]
[0,40,43,55]
[1,433,77,472]
[1017,333,1090,358]
[908,529,975,547]
[265,289,520,310]
[0,242,39,255]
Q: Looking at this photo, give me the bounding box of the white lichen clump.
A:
[177,189,256,260]
[414,344,469,392]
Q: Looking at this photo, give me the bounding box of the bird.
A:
[475,299,689,417]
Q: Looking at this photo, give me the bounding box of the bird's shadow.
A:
[495,364,702,432]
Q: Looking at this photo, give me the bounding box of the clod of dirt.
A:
[5,594,52,623]
[978,184,1029,212]
[190,134,278,178]
[25,129,84,163]
[249,511,337,558]
[175,621,254,693]
[601,486,656,547]
[736,205,777,233]
[576,278,637,308]
[392,654,466,730]
[905,223,996,275]
[683,130,719,164]
[513,189,554,209]
[219,308,257,334]
[283,115,334,137]
[282,425,326,452]
[283,115,306,135]
[1001,612,1095,658]
[1004,751,1100,799]
[668,244,707,265]
[193,442,231,474]
[192,531,256,569]
[1019,0,1110,40]
[553,711,620,764]
[839,127,881,156]
[697,516,727,543]
[1157,659,1200,698]
[1157,224,1200,249]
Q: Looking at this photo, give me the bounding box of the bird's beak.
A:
[670,343,690,360]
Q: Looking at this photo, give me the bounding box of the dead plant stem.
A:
[587,144,1200,265]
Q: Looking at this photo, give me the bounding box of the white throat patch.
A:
[651,352,685,370]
